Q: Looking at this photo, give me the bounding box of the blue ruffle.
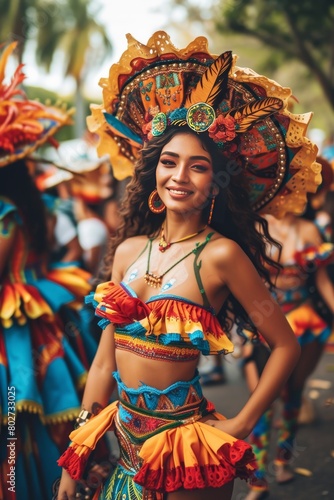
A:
[32,279,75,311]
[1,321,85,417]
[0,197,22,225]
[114,370,203,410]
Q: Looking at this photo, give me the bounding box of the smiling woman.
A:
[56,31,320,500]
[156,133,216,219]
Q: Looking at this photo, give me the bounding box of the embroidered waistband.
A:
[113,371,212,444]
[113,370,203,409]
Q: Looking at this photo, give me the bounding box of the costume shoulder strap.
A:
[193,232,215,309]
[124,238,151,274]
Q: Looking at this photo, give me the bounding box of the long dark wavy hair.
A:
[99,127,281,335]
[0,159,49,255]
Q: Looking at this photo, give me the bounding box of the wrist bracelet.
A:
[74,409,93,429]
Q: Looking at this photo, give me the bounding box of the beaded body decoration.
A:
[145,239,200,288]
[144,271,164,288]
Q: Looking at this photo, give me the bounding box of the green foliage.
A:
[0,0,111,136]
[26,85,74,141]
[220,0,333,59]
[25,85,95,141]
[168,0,334,132]
[34,0,112,81]
[216,0,334,114]
[0,0,34,61]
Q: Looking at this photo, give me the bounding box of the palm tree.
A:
[35,0,112,137]
[0,0,36,62]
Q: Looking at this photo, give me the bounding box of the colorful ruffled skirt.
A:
[283,302,332,346]
[0,264,99,500]
[58,372,256,499]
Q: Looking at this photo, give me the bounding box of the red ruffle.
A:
[135,463,233,491]
[57,401,118,480]
[294,242,334,270]
[94,281,150,324]
[219,441,257,478]
[134,439,256,491]
[134,421,257,492]
[57,446,88,480]
[92,281,234,354]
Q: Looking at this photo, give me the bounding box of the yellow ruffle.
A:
[286,303,329,339]
[46,266,92,297]
[93,281,234,355]
[135,419,256,489]
[232,69,321,218]
[58,401,256,486]
[0,283,53,327]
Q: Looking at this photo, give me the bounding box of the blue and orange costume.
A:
[0,197,98,500]
[58,236,257,499]
[248,241,334,489]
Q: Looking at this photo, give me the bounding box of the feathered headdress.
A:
[0,42,73,168]
[87,31,321,217]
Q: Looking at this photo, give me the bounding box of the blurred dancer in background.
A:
[245,204,334,499]
[38,135,114,275]
[0,42,103,499]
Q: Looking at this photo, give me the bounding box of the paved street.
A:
[201,351,334,500]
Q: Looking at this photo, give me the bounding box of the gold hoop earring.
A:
[148,189,166,214]
[208,196,215,225]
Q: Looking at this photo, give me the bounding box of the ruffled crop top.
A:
[279,242,333,274]
[271,241,334,313]
[271,242,334,287]
[86,280,234,362]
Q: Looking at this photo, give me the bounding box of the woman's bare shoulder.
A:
[204,234,256,290]
[208,234,245,266]
[114,235,149,258]
[113,235,150,271]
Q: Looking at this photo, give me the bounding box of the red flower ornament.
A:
[142,121,153,141]
[208,114,237,144]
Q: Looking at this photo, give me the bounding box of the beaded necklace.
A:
[158,225,206,252]
[144,238,202,288]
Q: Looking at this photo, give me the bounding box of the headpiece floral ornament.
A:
[87,31,321,218]
[0,42,73,168]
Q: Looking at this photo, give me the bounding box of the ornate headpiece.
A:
[87,31,321,218]
[0,42,73,168]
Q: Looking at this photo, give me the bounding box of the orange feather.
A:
[184,51,232,109]
[0,42,18,85]
[230,97,284,133]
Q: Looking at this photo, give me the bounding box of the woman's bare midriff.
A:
[116,348,200,390]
